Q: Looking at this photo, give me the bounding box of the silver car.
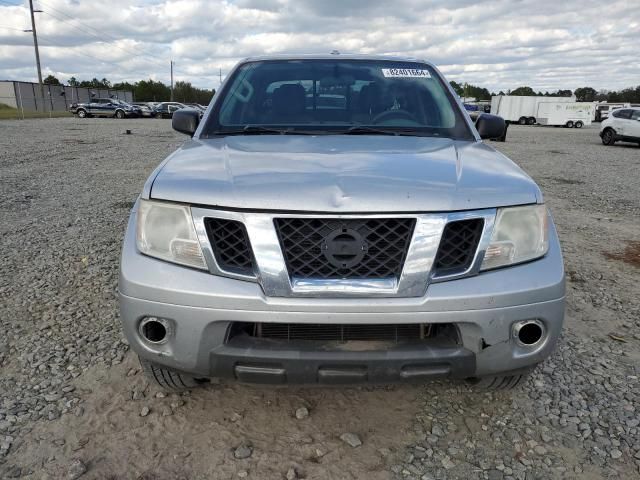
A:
[119,54,565,391]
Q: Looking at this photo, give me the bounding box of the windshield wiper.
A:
[213,125,316,136]
[344,126,431,137]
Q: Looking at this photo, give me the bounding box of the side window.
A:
[631,110,640,121]
[612,109,631,119]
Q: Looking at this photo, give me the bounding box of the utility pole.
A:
[219,68,222,86]
[27,0,45,111]
[170,60,174,101]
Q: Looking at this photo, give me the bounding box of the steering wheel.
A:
[371,109,417,124]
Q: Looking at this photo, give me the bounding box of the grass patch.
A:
[0,103,73,119]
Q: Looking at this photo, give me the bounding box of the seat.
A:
[270,84,309,123]
[353,84,383,123]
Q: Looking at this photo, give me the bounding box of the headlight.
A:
[136,199,207,269]
[481,204,548,270]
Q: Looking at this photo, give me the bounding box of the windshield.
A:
[203,59,472,139]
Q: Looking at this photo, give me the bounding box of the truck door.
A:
[88,99,100,115]
[106,100,118,116]
[610,109,631,135]
[629,110,640,139]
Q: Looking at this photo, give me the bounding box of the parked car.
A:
[600,107,640,146]
[151,102,187,118]
[119,54,565,392]
[132,102,154,117]
[70,98,140,118]
[185,103,206,112]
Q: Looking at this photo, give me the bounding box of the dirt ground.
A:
[1,118,638,480]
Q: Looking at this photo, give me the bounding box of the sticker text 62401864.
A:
[381,68,431,78]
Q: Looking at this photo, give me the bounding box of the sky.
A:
[0,0,638,92]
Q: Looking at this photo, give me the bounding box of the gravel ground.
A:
[0,118,639,479]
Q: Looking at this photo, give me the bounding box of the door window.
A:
[611,109,632,119]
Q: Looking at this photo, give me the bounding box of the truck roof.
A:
[239,53,431,64]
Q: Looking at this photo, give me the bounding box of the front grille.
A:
[204,218,255,275]
[274,218,415,279]
[227,322,461,346]
[433,218,484,276]
[230,322,429,342]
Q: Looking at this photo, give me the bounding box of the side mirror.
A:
[172,109,200,136]
[475,113,506,140]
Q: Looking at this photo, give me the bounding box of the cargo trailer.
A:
[536,102,595,128]
[490,95,575,125]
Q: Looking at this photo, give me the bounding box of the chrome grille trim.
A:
[191,208,497,298]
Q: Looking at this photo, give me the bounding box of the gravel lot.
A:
[1,118,639,480]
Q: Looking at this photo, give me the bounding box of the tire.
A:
[115,109,125,119]
[518,117,527,125]
[527,117,536,125]
[77,109,87,118]
[466,370,532,391]
[601,128,616,145]
[139,357,207,391]
[155,112,163,119]
[565,121,574,128]
[574,121,584,128]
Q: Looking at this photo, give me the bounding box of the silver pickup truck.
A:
[119,54,565,391]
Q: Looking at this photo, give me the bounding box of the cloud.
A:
[0,0,638,92]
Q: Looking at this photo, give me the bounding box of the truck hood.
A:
[149,135,541,212]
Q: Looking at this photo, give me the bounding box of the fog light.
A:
[513,319,545,347]
[139,317,171,344]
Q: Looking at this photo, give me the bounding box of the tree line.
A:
[42,75,215,104]
[449,80,640,103]
[40,74,640,105]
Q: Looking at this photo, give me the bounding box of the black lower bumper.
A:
[209,336,475,385]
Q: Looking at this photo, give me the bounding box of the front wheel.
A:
[155,112,163,119]
[77,109,87,118]
[115,109,125,119]
[601,129,616,145]
[574,121,584,128]
[139,357,208,391]
[466,368,534,391]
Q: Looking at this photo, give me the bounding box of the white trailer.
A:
[595,103,630,122]
[490,95,575,125]
[536,102,595,128]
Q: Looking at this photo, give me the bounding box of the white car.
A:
[600,107,640,146]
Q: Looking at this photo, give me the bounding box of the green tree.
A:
[509,86,536,96]
[112,81,135,92]
[554,89,573,97]
[574,87,597,102]
[173,81,215,104]
[465,84,491,100]
[68,76,79,86]
[449,80,463,96]
[43,74,61,85]
[133,79,171,102]
[78,78,111,88]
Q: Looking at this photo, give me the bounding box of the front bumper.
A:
[119,212,565,384]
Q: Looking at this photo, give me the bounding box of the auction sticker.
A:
[382,68,431,78]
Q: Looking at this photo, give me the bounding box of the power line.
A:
[36,32,154,72]
[37,10,168,70]
[0,24,27,31]
[36,0,168,63]
[0,0,186,83]
[0,0,166,69]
